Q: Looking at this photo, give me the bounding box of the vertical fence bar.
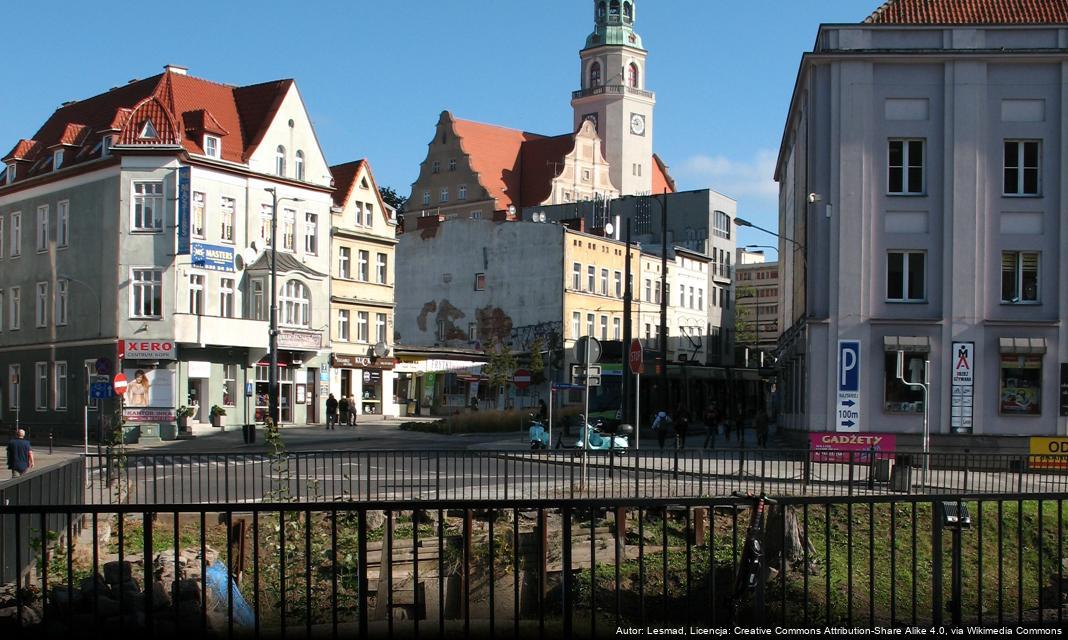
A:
[562,505,573,637]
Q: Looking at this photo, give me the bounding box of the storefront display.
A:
[1000,354,1042,416]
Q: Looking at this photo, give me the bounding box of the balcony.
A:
[572,84,654,101]
[174,314,269,350]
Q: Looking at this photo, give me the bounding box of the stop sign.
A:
[513,369,532,390]
[113,373,128,395]
[629,339,644,374]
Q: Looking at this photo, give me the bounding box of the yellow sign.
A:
[1029,437,1068,469]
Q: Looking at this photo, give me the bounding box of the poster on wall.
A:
[296,384,307,405]
[121,367,176,422]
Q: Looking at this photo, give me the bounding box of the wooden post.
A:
[692,508,708,547]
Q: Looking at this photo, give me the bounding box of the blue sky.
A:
[0,0,870,248]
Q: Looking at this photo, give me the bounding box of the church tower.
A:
[571,0,656,195]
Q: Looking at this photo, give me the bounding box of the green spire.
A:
[586,0,643,50]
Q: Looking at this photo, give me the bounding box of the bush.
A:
[398,410,537,435]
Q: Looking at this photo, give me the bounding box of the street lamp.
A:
[263,188,304,425]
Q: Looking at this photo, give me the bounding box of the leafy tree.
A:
[529,337,546,384]
[379,186,407,213]
[734,284,758,348]
[484,339,517,393]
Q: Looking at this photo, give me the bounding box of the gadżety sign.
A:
[836,340,861,432]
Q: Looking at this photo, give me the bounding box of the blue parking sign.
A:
[837,341,861,432]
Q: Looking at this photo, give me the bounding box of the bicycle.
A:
[726,491,778,625]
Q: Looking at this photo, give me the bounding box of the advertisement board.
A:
[121,367,175,422]
[808,432,897,463]
[1029,437,1068,470]
[177,166,191,255]
[120,340,177,361]
[950,342,975,433]
[191,242,235,272]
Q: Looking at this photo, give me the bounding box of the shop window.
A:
[1000,354,1042,416]
[884,353,925,414]
[223,364,236,407]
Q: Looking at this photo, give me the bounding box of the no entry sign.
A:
[113,373,129,396]
[512,369,532,390]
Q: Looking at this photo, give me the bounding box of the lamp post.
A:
[60,273,102,482]
[263,188,304,425]
[630,194,669,417]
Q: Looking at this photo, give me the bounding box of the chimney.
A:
[164,64,188,76]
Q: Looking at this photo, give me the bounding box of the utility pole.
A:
[622,215,633,425]
[658,193,669,416]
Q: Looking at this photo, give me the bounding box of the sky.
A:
[0,0,872,250]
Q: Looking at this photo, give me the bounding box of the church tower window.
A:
[597,1,606,22]
[627,63,640,89]
[609,0,620,19]
[623,2,633,22]
[589,62,602,88]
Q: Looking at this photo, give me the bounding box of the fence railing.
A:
[81,448,1068,505]
[0,493,1066,635]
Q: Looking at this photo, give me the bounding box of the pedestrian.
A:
[325,394,338,429]
[651,411,672,449]
[338,395,350,427]
[756,409,770,448]
[6,429,34,478]
[674,406,690,449]
[537,399,548,421]
[349,396,358,425]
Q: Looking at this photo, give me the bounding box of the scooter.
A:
[529,415,550,450]
[575,416,633,450]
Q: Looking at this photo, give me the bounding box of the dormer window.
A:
[101,136,112,157]
[4,163,13,184]
[53,150,64,170]
[139,120,158,140]
[203,135,220,159]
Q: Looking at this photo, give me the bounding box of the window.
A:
[130,269,161,318]
[1001,251,1040,303]
[572,263,582,290]
[886,252,926,302]
[432,161,440,174]
[358,250,369,281]
[422,191,431,206]
[644,279,651,302]
[101,136,112,158]
[679,287,685,308]
[475,273,486,291]
[600,315,608,340]
[220,197,235,242]
[222,365,236,407]
[338,247,351,279]
[9,286,20,329]
[689,286,695,309]
[57,200,69,248]
[365,203,374,225]
[0,215,4,259]
[713,210,731,239]
[613,317,621,340]
[440,187,449,203]
[589,62,602,87]
[275,145,286,176]
[600,269,609,295]
[54,362,67,411]
[627,63,639,89]
[468,323,478,341]
[34,362,48,411]
[357,311,369,342]
[295,150,305,181]
[458,185,467,201]
[220,278,235,318]
[10,211,20,256]
[448,159,456,172]
[5,162,15,184]
[304,212,318,255]
[0,289,3,330]
[53,149,64,170]
[140,119,159,139]
[36,204,48,251]
[281,209,296,251]
[34,282,48,327]
[614,271,622,297]
[376,253,387,284]
[572,311,581,339]
[884,352,926,414]
[376,313,387,343]
[191,191,206,238]
[281,280,310,327]
[586,313,595,337]
[888,139,924,194]
[337,310,350,341]
[8,364,19,410]
[654,280,661,304]
[353,202,364,226]
[259,204,273,243]
[723,287,730,311]
[188,274,204,315]
[470,210,482,220]
[132,182,164,231]
[698,289,704,311]
[204,135,220,159]
[1000,354,1042,416]
[55,279,68,326]
[587,266,595,292]
[1004,140,1040,196]
[251,280,265,321]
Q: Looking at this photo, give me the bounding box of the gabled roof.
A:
[865,0,1068,24]
[330,158,396,227]
[451,115,544,210]
[652,154,676,195]
[518,133,576,207]
[1,67,295,188]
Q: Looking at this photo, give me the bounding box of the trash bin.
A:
[242,423,256,444]
[874,458,895,482]
[891,464,912,493]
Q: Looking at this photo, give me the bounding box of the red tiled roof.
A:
[1,68,294,187]
[451,115,543,210]
[518,133,575,207]
[3,139,44,162]
[865,0,1068,24]
[329,158,392,225]
[652,154,676,194]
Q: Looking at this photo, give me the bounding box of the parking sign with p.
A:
[837,340,861,432]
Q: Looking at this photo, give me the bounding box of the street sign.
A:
[512,369,532,390]
[246,382,255,398]
[94,357,112,375]
[113,373,129,396]
[573,337,602,365]
[90,377,114,400]
[629,339,644,374]
[836,340,861,432]
[951,342,975,431]
[571,364,602,387]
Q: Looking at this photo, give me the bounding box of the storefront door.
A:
[306,367,317,424]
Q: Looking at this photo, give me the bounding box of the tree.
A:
[734,284,758,350]
[483,339,517,396]
[529,337,546,384]
[379,186,407,213]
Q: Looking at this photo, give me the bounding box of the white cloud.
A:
[674,149,778,203]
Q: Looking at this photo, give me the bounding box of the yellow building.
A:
[328,160,399,417]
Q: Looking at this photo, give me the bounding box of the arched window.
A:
[589,62,602,88]
[280,280,310,327]
[623,1,633,22]
[295,150,305,181]
[627,63,640,88]
[275,146,286,177]
[597,1,606,21]
[609,0,620,18]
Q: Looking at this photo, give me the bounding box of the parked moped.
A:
[575,416,633,450]
[529,414,550,449]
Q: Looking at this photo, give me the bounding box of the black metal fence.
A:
[82,448,1068,505]
[0,457,85,585]
[1,493,1066,635]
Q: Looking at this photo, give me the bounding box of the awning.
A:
[999,337,1047,355]
[883,336,930,353]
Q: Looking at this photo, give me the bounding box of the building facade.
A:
[775,0,1068,438]
[328,160,400,417]
[734,250,779,367]
[0,66,333,437]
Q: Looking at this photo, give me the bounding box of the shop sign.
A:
[177,166,191,255]
[278,329,322,350]
[808,432,896,463]
[332,354,397,370]
[122,367,175,410]
[123,408,177,423]
[120,340,177,360]
[950,342,974,432]
[191,242,235,272]
[1029,437,1068,469]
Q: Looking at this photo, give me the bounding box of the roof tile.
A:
[865,0,1068,24]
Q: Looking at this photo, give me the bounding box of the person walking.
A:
[6,429,34,478]
[348,396,358,425]
[651,411,672,449]
[325,394,338,429]
[338,395,350,427]
[674,406,690,449]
